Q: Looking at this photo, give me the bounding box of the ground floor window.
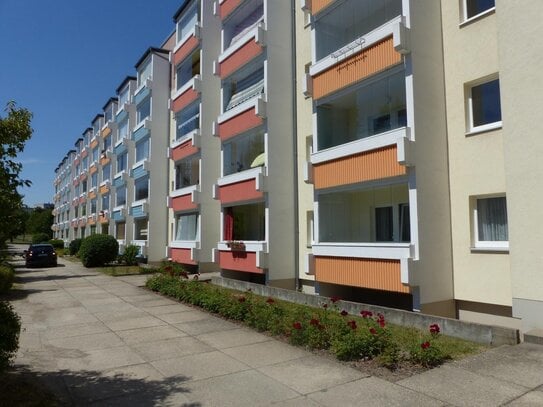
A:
[474,196,508,248]
[175,212,199,241]
[134,218,148,241]
[115,222,125,240]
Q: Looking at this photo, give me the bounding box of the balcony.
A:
[214,95,266,141]
[171,76,201,113]
[133,78,152,106]
[131,119,151,143]
[130,201,149,218]
[113,171,129,188]
[214,166,266,204]
[169,185,200,212]
[99,181,110,195]
[172,24,200,67]
[98,210,109,224]
[214,241,267,274]
[130,159,149,180]
[169,241,199,266]
[111,207,126,222]
[216,22,266,79]
[169,130,200,162]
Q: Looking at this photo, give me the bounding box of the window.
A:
[102,163,111,182]
[138,58,152,86]
[118,87,129,107]
[90,172,98,188]
[176,103,200,140]
[116,152,127,173]
[115,222,125,240]
[103,136,111,152]
[175,213,199,241]
[135,176,149,201]
[225,68,264,111]
[177,0,199,42]
[399,203,410,242]
[101,194,109,211]
[176,50,200,90]
[92,147,99,162]
[118,119,129,142]
[104,103,116,123]
[81,205,87,216]
[224,203,265,241]
[82,180,88,193]
[474,196,508,249]
[116,186,126,206]
[101,224,108,234]
[175,156,199,189]
[375,207,393,242]
[223,131,265,176]
[468,77,501,132]
[134,218,148,241]
[90,199,97,214]
[82,157,88,170]
[223,2,264,49]
[463,0,495,21]
[135,138,150,163]
[137,97,151,124]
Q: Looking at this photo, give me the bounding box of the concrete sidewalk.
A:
[9,254,543,406]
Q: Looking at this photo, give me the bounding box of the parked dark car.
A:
[24,244,58,268]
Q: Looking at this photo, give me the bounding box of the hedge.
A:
[78,234,119,267]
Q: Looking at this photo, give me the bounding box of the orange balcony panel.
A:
[90,139,99,149]
[218,179,263,204]
[173,35,199,66]
[100,156,110,166]
[81,149,88,159]
[99,184,110,195]
[219,250,263,274]
[171,139,199,162]
[98,214,109,224]
[218,107,263,141]
[88,190,97,200]
[171,194,198,212]
[101,127,112,138]
[311,0,335,15]
[315,256,409,293]
[219,40,264,79]
[170,248,197,266]
[87,217,96,226]
[219,0,242,20]
[172,87,199,113]
[89,165,98,175]
[313,37,401,100]
[313,145,405,189]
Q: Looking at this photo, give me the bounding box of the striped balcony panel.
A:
[134,86,151,106]
[130,204,146,218]
[131,163,148,180]
[111,210,125,222]
[132,125,150,143]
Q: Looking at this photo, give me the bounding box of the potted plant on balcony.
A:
[226,240,245,251]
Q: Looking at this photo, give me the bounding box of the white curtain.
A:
[176,214,198,241]
[477,197,508,241]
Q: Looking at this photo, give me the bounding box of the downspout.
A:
[291,0,300,291]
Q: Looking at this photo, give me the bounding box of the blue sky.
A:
[0,0,183,206]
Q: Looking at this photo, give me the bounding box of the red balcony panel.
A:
[81,149,88,159]
[219,250,263,274]
[219,0,242,20]
[219,40,264,79]
[218,107,263,141]
[173,35,200,66]
[171,139,199,162]
[170,247,197,266]
[74,157,80,166]
[171,194,198,212]
[172,87,199,113]
[218,179,263,204]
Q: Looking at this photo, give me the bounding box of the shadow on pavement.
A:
[5,365,200,406]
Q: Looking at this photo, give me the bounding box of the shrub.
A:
[68,238,82,256]
[31,233,50,244]
[409,323,450,367]
[48,239,65,249]
[119,245,140,266]
[78,234,119,267]
[0,265,15,293]
[0,301,21,372]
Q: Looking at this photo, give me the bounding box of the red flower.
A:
[340,310,348,317]
[369,327,377,335]
[164,265,173,272]
[330,296,341,303]
[376,314,386,328]
[421,341,431,349]
[360,310,373,318]
[309,318,320,327]
[293,322,302,330]
[429,323,440,334]
[238,296,246,303]
[347,320,357,330]
[266,297,275,304]
[322,303,328,309]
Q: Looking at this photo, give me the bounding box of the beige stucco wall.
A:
[441,1,511,308]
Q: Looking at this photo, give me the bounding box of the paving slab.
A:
[116,325,188,345]
[159,309,210,324]
[398,364,530,407]
[258,355,366,394]
[140,303,193,315]
[172,315,240,335]
[45,332,124,352]
[182,369,300,406]
[131,336,213,362]
[151,350,249,381]
[103,315,167,332]
[40,321,110,340]
[56,346,146,371]
[222,339,310,368]
[196,327,271,349]
[506,386,543,406]
[308,376,445,407]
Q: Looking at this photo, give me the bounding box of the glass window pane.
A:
[116,222,125,239]
[135,138,150,162]
[135,218,148,240]
[477,197,508,241]
[176,103,200,139]
[472,79,501,127]
[466,0,495,19]
[135,177,149,201]
[175,213,199,240]
[175,156,199,188]
[137,97,151,123]
[375,207,393,242]
[177,1,199,41]
[224,203,265,241]
[223,131,265,175]
[116,187,126,206]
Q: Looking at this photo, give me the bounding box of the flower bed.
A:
[146,264,481,370]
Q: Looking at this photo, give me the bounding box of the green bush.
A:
[0,265,15,294]
[78,234,119,267]
[48,239,65,249]
[68,238,82,256]
[119,245,140,266]
[0,301,21,372]
[31,233,50,244]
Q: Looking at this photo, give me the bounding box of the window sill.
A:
[465,122,502,137]
[470,246,509,254]
[459,8,496,28]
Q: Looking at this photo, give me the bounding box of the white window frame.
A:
[472,194,509,251]
[466,75,502,135]
[461,0,496,24]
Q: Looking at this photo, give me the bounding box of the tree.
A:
[0,101,33,247]
[26,208,53,239]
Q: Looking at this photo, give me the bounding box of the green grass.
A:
[99,265,154,276]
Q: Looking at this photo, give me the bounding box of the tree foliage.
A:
[26,208,53,239]
[0,101,33,246]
